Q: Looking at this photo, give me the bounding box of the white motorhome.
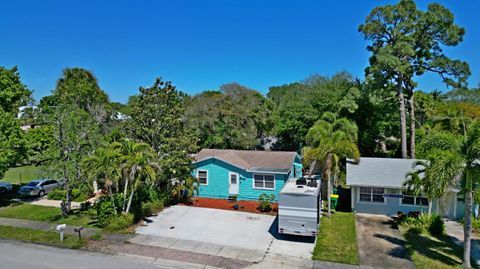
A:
[278,176,321,237]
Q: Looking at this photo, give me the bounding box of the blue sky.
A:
[1,1,478,103]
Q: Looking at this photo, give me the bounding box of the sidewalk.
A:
[97,233,371,269]
[444,219,480,267]
[0,217,99,236]
[88,234,253,269]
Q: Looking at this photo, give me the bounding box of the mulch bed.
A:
[181,197,278,215]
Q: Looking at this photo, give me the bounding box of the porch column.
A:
[351,187,354,211]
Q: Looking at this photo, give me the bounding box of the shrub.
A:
[96,199,117,227]
[258,193,275,212]
[47,189,66,200]
[71,189,89,202]
[142,202,154,217]
[140,200,164,218]
[47,188,89,202]
[428,214,445,237]
[105,213,134,231]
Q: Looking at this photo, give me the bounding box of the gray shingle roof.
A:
[194,149,298,174]
[346,157,422,189]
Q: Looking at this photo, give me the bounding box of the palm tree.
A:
[83,146,122,215]
[111,139,152,212]
[303,112,360,216]
[115,140,161,214]
[404,152,461,215]
[418,124,480,268]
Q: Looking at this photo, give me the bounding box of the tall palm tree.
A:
[303,112,360,216]
[83,146,122,215]
[418,124,480,268]
[111,139,152,212]
[114,140,161,214]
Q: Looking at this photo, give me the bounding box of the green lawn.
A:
[312,212,359,265]
[1,166,42,184]
[402,227,475,269]
[0,204,97,227]
[0,225,84,249]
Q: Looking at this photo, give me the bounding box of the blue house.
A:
[192,149,302,201]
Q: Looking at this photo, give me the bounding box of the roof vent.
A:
[296,179,307,185]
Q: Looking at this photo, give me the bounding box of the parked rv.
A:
[278,176,321,237]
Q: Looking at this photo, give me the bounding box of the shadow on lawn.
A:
[404,228,465,267]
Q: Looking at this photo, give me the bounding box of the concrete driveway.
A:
[355,214,415,269]
[134,206,315,262]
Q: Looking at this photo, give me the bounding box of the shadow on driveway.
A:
[268,216,316,243]
[356,214,415,269]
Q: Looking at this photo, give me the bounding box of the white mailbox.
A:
[56,224,66,242]
[56,224,66,231]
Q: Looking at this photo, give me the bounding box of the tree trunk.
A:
[93,179,98,193]
[107,180,117,215]
[122,177,129,212]
[59,120,71,216]
[463,170,473,268]
[325,154,333,217]
[126,189,135,214]
[327,171,331,217]
[397,76,408,159]
[428,200,432,216]
[408,93,415,159]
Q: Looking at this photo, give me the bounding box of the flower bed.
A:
[182,197,278,215]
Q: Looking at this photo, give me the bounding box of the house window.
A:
[254,174,275,190]
[359,187,384,203]
[197,170,208,185]
[402,190,428,206]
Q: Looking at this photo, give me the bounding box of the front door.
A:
[228,172,239,195]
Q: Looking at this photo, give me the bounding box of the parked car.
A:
[18,179,62,197]
[0,182,13,194]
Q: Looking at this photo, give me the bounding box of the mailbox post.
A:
[56,224,66,242]
[74,226,84,240]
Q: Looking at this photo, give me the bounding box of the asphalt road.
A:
[0,239,178,269]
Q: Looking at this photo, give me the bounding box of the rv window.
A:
[198,170,208,185]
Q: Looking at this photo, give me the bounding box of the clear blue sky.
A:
[1,1,478,103]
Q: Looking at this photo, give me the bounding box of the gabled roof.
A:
[346,157,423,189]
[193,149,299,174]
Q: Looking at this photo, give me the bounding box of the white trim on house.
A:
[356,186,387,205]
[197,170,208,186]
[351,187,354,210]
[252,173,276,190]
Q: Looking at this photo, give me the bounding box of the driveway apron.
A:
[355,214,416,269]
